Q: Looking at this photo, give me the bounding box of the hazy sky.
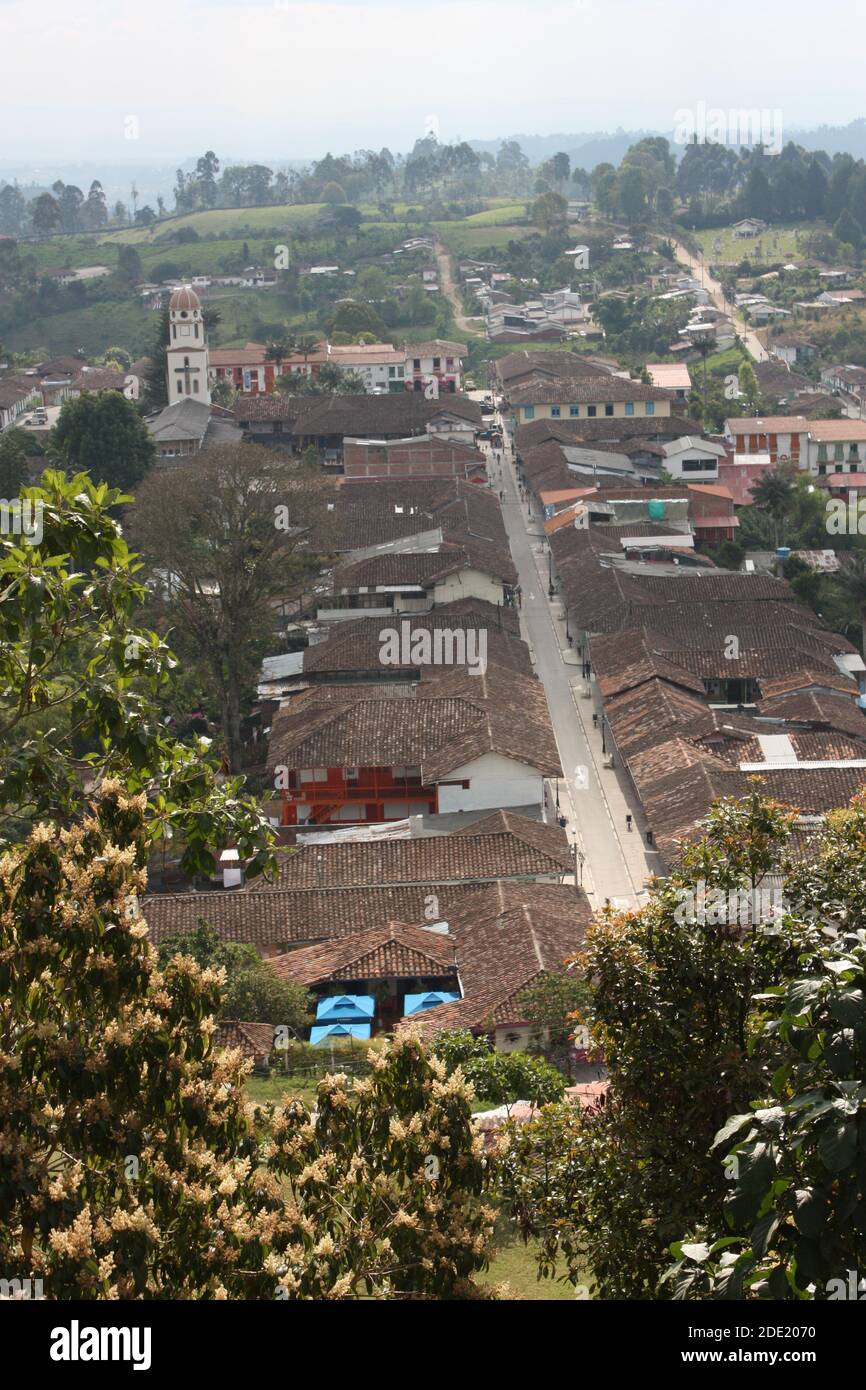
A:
[1,0,863,163]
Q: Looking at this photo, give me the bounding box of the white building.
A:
[165,285,210,405]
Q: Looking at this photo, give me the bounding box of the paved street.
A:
[486,427,659,910]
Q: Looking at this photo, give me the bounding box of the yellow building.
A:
[508,375,675,426]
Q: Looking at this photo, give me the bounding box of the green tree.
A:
[667,790,866,1299]
[518,972,592,1079]
[128,442,335,772]
[837,548,866,654]
[49,391,155,490]
[500,789,804,1297]
[116,245,143,286]
[834,208,863,251]
[0,800,494,1298]
[432,1030,566,1106]
[0,431,29,496]
[751,466,797,548]
[531,191,568,234]
[31,192,61,237]
[223,966,311,1030]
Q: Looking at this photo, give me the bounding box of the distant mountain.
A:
[469,129,660,170]
[470,119,866,170]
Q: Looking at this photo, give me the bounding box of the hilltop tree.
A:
[128,442,336,772]
[31,192,61,237]
[531,191,568,234]
[49,390,155,490]
[834,207,863,250]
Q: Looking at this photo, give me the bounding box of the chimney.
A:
[220,848,243,889]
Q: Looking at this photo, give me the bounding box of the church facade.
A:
[165,285,211,404]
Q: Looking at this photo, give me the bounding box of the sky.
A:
[1,0,864,164]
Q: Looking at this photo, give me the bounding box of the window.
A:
[625,401,634,416]
[587,405,597,417]
[184,356,189,367]
[192,380,198,392]
[388,367,396,378]
[524,405,535,420]
[433,357,440,370]
[299,768,328,782]
[569,405,579,417]
[194,324,199,338]
[605,403,614,416]
[551,405,561,418]
[645,401,655,416]
[835,443,844,461]
[818,444,827,462]
[345,766,359,780]
[413,359,421,370]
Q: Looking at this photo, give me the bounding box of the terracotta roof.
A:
[266,668,562,782]
[496,349,612,384]
[268,921,457,985]
[399,882,591,1035]
[260,812,573,890]
[213,1020,277,1059]
[509,375,674,406]
[143,882,491,948]
[725,416,809,433]
[301,606,531,678]
[515,414,701,452]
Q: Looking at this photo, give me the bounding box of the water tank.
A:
[648,499,666,521]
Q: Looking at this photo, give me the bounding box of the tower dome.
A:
[169,285,202,313]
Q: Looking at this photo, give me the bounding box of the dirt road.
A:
[434,238,485,337]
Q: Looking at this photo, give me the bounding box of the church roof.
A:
[169,285,202,312]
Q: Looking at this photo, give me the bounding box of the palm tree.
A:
[751,468,796,549]
[838,550,866,656]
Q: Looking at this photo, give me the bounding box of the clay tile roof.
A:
[399,882,591,1035]
[268,921,457,985]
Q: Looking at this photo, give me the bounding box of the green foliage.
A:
[432,1030,566,1106]
[517,971,592,1077]
[667,793,866,1299]
[48,391,155,490]
[500,789,807,1298]
[222,967,311,1031]
[0,431,29,496]
[0,468,274,879]
[0,789,495,1298]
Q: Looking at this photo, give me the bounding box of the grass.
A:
[478,1232,580,1300]
[462,203,528,225]
[102,203,331,245]
[3,298,156,358]
[692,222,818,267]
[434,222,532,255]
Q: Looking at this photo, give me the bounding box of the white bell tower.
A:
[166,285,210,404]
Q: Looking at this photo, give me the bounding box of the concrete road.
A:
[486,428,657,910]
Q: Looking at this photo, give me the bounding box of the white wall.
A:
[436,752,544,814]
[429,568,505,607]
